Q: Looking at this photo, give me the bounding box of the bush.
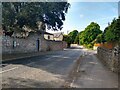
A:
[87,44,93,48]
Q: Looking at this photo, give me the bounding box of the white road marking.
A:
[0,67,18,74]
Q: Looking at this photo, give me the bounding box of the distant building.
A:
[44,32,54,40]
[53,32,63,41]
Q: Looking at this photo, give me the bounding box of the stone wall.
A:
[45,40,63,51]
[2,33,39,54]
[97,46,120,73]
[2,32,67,54]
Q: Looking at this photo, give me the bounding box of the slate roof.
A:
[53,32,63,38]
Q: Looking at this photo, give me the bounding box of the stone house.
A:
[53,32,63,41]
[44,32,54,40]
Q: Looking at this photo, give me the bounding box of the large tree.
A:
[2,2,70,33]
[95,33,105,43]
[79,22,102,48]
[79,31,85,45]
[74,32,81,44]
[105,17,120,43]
[63,30,78,47]
[63,34,72,47]
[68,30,78,44]
[83,22,102,44]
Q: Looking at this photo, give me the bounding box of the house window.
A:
[48,35,50,40]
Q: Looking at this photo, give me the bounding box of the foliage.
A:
[63,34,72,47]
[63,30,78,47]
[79,22,102,48]
[2,2,70,32]
[68,30,78,44]
[79,31,85,45]
[74,32,81,44]
[104,17,120,43]
[95,33,105,43]
[86,43,93,49]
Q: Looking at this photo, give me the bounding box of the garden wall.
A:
[2,32,67,54]
[97,46,120,73]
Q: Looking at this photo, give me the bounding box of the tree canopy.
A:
[68,30,78,44]
[63,34,72,47]
[2,2,70,32]
[63,30,78,47]
[95,33,105,43]
[79,31,85,45]
[63,17,120,48]
[79,22,102,45]
[74,32,82,44]
[104,17,120,43]
[78,22,102,48]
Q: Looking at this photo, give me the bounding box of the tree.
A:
[63,34,72,47]
[2,2,70,33]
[68,30,78,44]
[95,33,105,43]
[74,32,81,44]
[79,31,85,45]
[105,17,120,43]
[83,22,102,44]
[63,30,78,47]
[79,22,102,48]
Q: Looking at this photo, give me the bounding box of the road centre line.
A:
[0,67,18,74]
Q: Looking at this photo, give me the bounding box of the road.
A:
[1,47,118,88]
[1,48,82,88]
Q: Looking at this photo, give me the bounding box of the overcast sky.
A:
[47,1,119,34]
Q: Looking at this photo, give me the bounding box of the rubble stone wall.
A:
[2,33,67,54]
[97,46,120,73]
